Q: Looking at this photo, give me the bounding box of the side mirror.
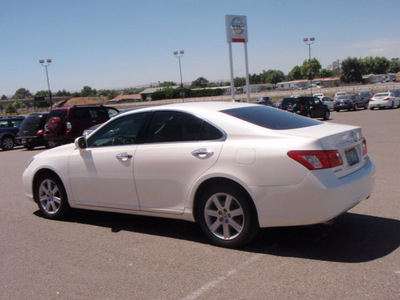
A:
[75,136,87,149]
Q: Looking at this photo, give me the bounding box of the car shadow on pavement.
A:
[245,212,400,263]
[34,210,399,263]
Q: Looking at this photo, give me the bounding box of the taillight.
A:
[362,139,367,156]
[369,98,374,101]
[300,104,305,110]
[383,97,390,101]
[287,150,343,170]
[36,129,44,136]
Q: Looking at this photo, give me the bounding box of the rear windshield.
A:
[221,106,321,130]
[48,109,68,121]
[376,93,389,97]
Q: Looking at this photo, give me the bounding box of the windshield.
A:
[375,93,389,97]
[221,106,321,130]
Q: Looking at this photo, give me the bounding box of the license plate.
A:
[345,147,359,166]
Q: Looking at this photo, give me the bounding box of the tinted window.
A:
[200,122,223,140]
[48,109,68,121]
[88,113,147,147]
[222,106,321,130]
[146,111,222,143]
[281,98,298,109]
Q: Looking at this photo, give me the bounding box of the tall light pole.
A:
[303,37,315,96]
[173,50,184,88]
[39,58,53,108]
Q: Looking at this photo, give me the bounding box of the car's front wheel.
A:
[1,136,14,150]
[198,184,259,248]
[34,173,70,219]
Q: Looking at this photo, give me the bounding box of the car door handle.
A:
[116,152,132,160]
[192,149,214,159]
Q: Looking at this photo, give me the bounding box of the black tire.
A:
[34,173,70,220]
[26,143,35,150]
[198,183,259,248]
[45,140,58,149]
[323,110,330,120]
[334,109,340,112]
[1,136,14,150]
[370,107,375,110]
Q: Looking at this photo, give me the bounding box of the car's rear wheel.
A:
[323,110,330,120]
[45,140,58,148]
[1,136,14,150]
[198,184,259,248]
[370,107,375,110]
[34,173,70,219]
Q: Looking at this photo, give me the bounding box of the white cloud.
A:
[344,38,400,58]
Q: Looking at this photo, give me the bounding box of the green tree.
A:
[81,86,97,97]
[234,77,246,87]
[389,58,400,73]
[14,99,23,109]
[191,77,209,88]
[320,68,334,78]
[55,89,71,97]
[97,89,118,100]
[261,69,285,84]
[361,56,375,74]
[13,88,31,99]
[287,65,303,80]
[340,57,363,83]
[1,95,7,100]
[301,58,322,79]
[35,90,49,97]
[158,81,176,87]
[249,73,261,84]
[373,56,390,74]
[5,103,17,114]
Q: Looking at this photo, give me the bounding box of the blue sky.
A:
[1,0,399,96]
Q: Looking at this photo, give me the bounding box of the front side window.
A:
[88,113,147,147]
[145,111,223,143]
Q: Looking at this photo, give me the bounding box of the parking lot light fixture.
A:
[303,37,315,96]
[173,50,184,88]
[39,58,53,108]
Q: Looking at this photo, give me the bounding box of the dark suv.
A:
[16,113,56,150]
[282,96,330,120]
[44,105,119,145]
[0,116,25,150]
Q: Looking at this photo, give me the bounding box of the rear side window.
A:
[222,106,321,130]
[145,111,223,143]
[48,109,68,121]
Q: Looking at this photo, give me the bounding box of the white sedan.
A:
[23,102,376,248]
[369,92,400,110]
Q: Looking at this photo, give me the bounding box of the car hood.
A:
[34,142,76,159]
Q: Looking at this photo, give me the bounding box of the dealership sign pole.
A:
[225,15,250,102]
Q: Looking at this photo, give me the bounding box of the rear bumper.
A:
[369,101,391,108]
[252,158,376,228]
[43,132,75,143]
[16,136,44,146]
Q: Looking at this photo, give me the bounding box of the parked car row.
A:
[274,96,330,120]
[1,105,119,151]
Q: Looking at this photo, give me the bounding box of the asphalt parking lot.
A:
[1,107,399,299]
